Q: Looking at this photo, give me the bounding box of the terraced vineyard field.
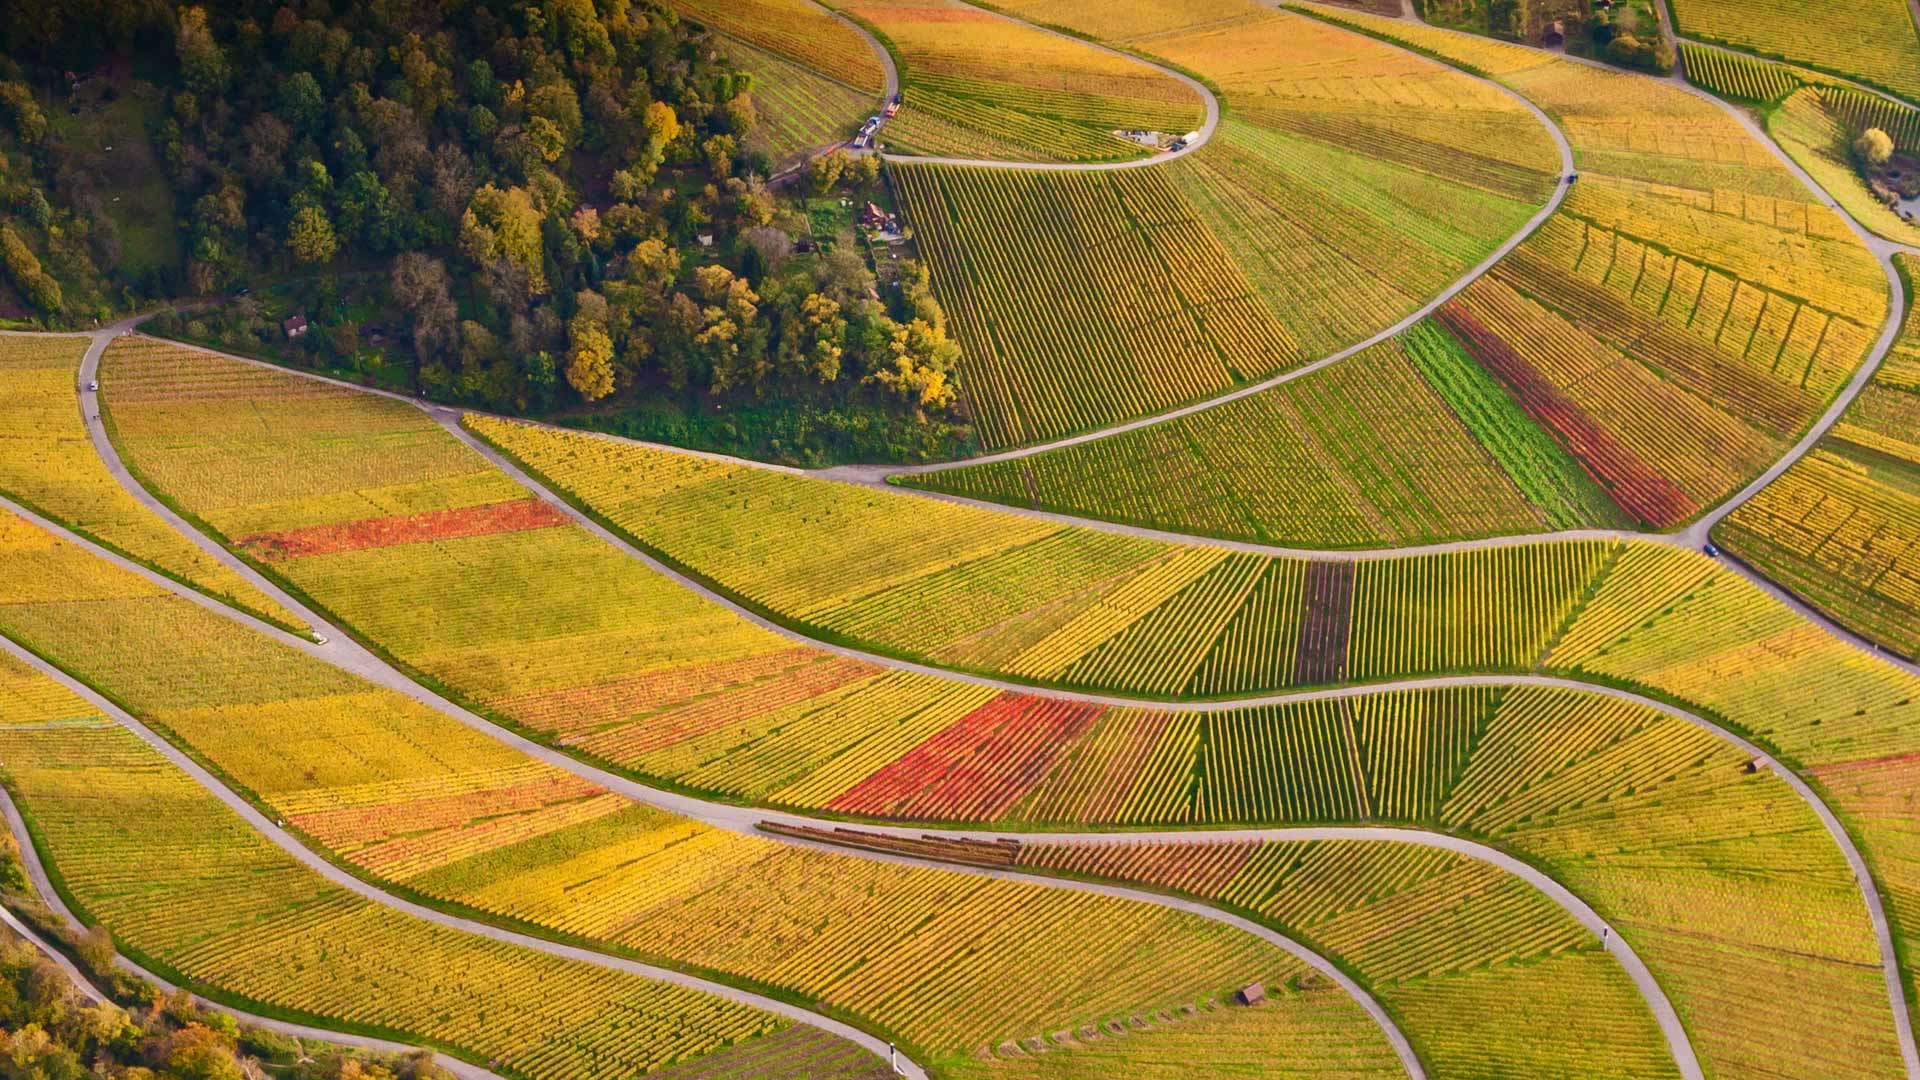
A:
[0,335,299,629]
[9,0,1920,1075]
[1717,257,1920,655]
[905,8,1885,536]
[437,407,1920,1047]
[1820,85,1920,149]
[823,0,1203,164]
[902,321,1627,544]
[890,2,1557,447]
[0,686,880,1079]
[0,496,1399,1074]
[671,0,885,95]
[1680,43,1807,103]
[1761,86,1920,246]
[719,39,877,162]
[824,831,1679,1080]
[1153,9,1558,358]
[892,164,1298,449]
[806,675,1901,1080]
[1541,543,1920,1058]
[1666,0,1920,102]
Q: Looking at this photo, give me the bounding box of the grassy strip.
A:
[1404,319,1633,530]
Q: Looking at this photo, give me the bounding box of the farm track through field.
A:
[0,625,934,1080]
[5,13,1918,1076]
[807,2,1920,558]
[1,442,1896,1080]
[0,515,1719,1080]
[0,786,507,1080]
[0,480,1428,1080]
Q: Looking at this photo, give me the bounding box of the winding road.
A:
[0,630,933,1080]
[819,25,1575,473]
[0,490,1429,1080]
[0,498,1722,1080]
[0,784,506,1080]
[39,281,1920,1079]
[0,465,1890,1080]
[4,8,1918,1078]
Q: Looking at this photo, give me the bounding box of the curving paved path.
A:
[72,329,318,637]
[814,0,1574,475]
[0,490,1427,1079]
[0,785,505,1080]
[0,534,1717,1080]
[795,3,1919,577]
[778,822,1704,1078]
[824,128,1573,476]
[59,329,1920,1068]
[51,330,1920,1073]
[0,634,931,1080]
[10,20,1912,1076]
[7,480,1881,1080]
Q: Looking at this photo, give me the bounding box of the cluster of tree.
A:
[0,70,122,317]
[1588,8,1674,73]
[2,0,968,459]
[0,223,61,313]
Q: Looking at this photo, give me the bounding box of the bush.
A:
[1604,32,1675,75]
[1857,128,1896,167]
[0,225,63,314]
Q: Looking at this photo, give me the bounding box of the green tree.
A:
[0,226,61,314]
[0,83,48,145]
[277,71,325,132]
[544,0,615,65]
[703,133,737,178]
[808,149,848,195]
[778,292,846,382]
[459,184,547,292]
[287,206,339,263]
[175,6,230,95]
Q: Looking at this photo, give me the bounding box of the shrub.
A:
[1857,127,1896,166]
[0,225,62,314]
